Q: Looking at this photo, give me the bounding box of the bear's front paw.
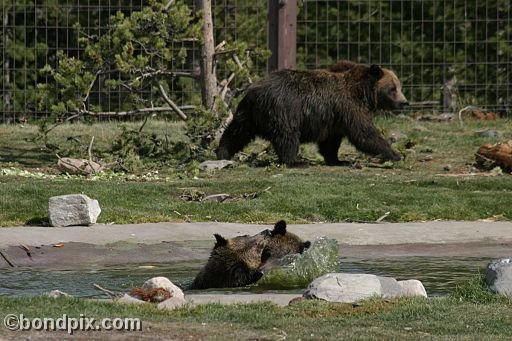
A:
[388,150,402,161]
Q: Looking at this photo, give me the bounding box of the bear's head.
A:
[371,65,409,111]
[191,221,311,289]
[329,60,409,111]
[260,220,311,266]
[208,231,269,287]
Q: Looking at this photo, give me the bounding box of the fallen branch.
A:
[80,107,181,117]
[0,249,15,267]
[93,283,118,299]
[156,81,187,120]
[376,211,390,222]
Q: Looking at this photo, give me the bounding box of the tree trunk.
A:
[195,0,218,116]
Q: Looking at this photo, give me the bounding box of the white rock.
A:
[198,160,234,171]
[48,194,101,227]
[303,273,402,303]
[157,296,187,310]
[142,276,184,300]
[116,293,148,305]
[398,279,428,297]
[486,258,512,296]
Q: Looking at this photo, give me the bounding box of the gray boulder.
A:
[303,273,403,303]
[48,194,101,227]
[486,258,512,296]
[398,279,428,297]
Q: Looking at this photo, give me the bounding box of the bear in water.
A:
[189,220,310,289]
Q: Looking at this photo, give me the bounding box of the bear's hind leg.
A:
[216,118,255,160]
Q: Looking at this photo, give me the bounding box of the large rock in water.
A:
[256,236,339,289]
[486,258,512,296]
[48,194,101,227]
[303,273,403,303]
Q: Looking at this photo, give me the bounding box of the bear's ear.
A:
[368,64,384,79]
[213,233,228,247]
[271,220,287,236]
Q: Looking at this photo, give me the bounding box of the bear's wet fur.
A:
[189,220,310,289]
[216,60,408,166]
[261,220,311,263]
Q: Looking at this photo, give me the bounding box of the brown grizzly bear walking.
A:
[216,61,408,166]
[189,220,310,289]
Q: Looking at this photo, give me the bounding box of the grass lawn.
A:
[1,117,512,339]
[1,293,511,340]
[1,116,511,226]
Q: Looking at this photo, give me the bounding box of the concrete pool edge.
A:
[1,221,511,268]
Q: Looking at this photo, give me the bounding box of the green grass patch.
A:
[1,294,512,339]
[1,117,511,226]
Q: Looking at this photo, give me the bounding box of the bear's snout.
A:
[399,100,409,108]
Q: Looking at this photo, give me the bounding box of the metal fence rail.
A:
[1,1,511,122]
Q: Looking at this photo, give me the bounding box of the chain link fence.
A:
[1,1,511,122]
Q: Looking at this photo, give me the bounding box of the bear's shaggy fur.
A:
[216,61,408,166]
[189,220,310,289]
[261,220,311,263]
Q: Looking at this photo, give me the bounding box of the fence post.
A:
[267,0,297,72]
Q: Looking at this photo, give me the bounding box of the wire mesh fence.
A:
[1,0,511,123]
[297,0,512,114]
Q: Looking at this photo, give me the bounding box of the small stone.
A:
[398,279,428,297]
[198,160,234,171]
[45,290,70,298]
[142,276,184,300]
[156,296,187,310]
[475,129,500,138]
[48,194,101,227]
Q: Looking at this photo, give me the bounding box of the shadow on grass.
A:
[0,146,56,168]
[25,216,49,226]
